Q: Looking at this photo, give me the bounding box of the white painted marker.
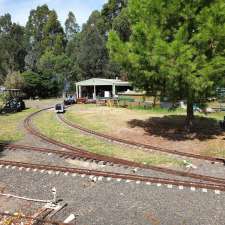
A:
[190,187,196,191]
[215,190,220,195]
[64,214,76,223]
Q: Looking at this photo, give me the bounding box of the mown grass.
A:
[66,104,224,132]
[33,111,184,167]
[128,105,224,120]
[65,104,225,157]
[0,108,36,142]
[66,111,107,132]
[128,105,186,115]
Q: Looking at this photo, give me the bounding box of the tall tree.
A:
[24,5,51,71]
[65,12,79,41]
[77,11,108,79]
[65,31,83,85]
[0,14,26,82]
[24,5,65,71]
[72,11,121,80]
[112,7,131,42]
[108,0,225,130]
[101,0,128,32]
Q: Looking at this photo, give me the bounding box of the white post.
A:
[78,86,82,98]
[112,84,116,98]
[76,84,78,98]
[93,85,96,100]
[52,187,57,204]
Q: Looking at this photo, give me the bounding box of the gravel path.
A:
[0,168,224,225]
[2,147,224,185]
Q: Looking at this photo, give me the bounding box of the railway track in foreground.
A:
[58,113,225,164]
[0,159,225,192]
[20,109,225,186]
[0,212,73,225]
[2,143,225,186]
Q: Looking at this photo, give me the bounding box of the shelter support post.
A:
[76,85,78,98]
[112,84,116,98]
[78,85,82,98]
[93,85,96,100]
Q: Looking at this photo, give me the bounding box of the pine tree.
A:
[108,0,225,130]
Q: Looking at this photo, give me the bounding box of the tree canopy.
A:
[0,0,224,108]
[0,2,128,97]
[108,0,225,130]
[0,14,25,80]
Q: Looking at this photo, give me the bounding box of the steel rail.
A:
[0,143,83,159]
[58,114,225,164]
[0,212,73,225]
[2,142,225,186]
[0,159,225,192]
[21,109,225,186]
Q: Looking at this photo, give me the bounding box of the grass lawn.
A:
[65,104,225,158]
[65,104,154,133]
[0,108,36,143]
[65,104,225,132]
[128,105,186,115]
[33,110,184,167]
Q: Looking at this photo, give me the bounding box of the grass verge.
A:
[33,111,184,167]
[0,108,36,143]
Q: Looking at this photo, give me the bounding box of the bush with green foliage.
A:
[4,71,25,89]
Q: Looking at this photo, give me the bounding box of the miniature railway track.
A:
[58,113,225,164]
[0,212,73,225]
[0,159,225,192]
[0,143,85,160]
[2,142,225,186]
[19,109,225,187]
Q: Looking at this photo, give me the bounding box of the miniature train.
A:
[55,103,65,113]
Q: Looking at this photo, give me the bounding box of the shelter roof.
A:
[75,78,131,87]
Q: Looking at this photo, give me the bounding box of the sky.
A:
[0,0,108,26]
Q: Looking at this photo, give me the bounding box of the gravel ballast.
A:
[0,167,225,225]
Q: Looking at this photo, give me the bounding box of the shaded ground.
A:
[65,105,225,157]
[128,115,223,141]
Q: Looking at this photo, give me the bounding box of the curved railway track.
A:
[2,142,225,186]
[58,113,225,164]
[20,108,225,187]
[0,159,225,192]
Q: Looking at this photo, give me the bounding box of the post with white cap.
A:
[52,187,57,204]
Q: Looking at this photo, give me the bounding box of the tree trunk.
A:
[185,99,194,132]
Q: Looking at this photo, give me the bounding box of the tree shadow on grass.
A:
[128,115,224,141]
